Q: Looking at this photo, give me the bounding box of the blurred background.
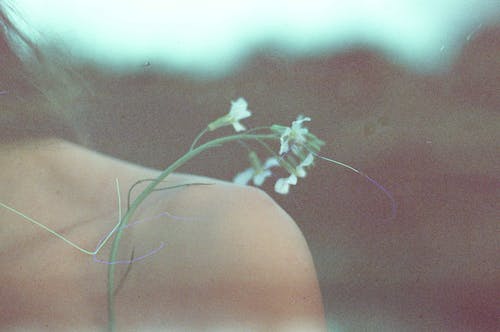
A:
[12,1,500,330]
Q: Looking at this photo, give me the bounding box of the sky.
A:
[10,0,500,76]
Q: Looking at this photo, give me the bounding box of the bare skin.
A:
[0,139,326,331]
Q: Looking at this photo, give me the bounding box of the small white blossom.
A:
[233,153,279,186]
[233,168,256,185]
[294,153,314,178]
[274,174,298,195]
[234,167,271,186]
[277,115,311,155]
[263,157,280,169]
[228,98,252,132]
[272,116,324,158]
[208,97,252,132]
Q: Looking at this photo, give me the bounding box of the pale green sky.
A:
[11,0,499,76]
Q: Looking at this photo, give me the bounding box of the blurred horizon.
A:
[10,0,500,76]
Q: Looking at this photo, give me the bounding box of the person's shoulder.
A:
[166,172,304,241]
[148,173,327,329]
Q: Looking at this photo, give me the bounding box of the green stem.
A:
[106,132,277,331]
[189,127,208,151]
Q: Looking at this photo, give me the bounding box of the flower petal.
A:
[231,121,246,132]
[301,153,314,167]
[264,157,279,169]
[274,174,298,194]
[287,174,298,185]
[292,115,311,127]
[233,168,254,185]
[229,98,251,120]
[296,167,307,178]
[274,178,290,194]
[253,169,272,186]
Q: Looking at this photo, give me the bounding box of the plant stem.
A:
[106,133,276,332]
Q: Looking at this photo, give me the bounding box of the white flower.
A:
[228,98,252,132]
[277,115,311,155]
[274,174,298,195]
[271,116,325,158]
[233,153,279,186]
[208,97,252,132]
[234,167,270,186]
[294,153,314,178]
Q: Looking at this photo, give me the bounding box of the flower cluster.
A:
[218,98,324,194]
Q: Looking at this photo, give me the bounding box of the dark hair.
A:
[0,1,83,142]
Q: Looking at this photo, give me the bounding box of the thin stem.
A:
[313,153,360,174]
[113,247,135,297]
[190,126,270,151]
[312,152,397,221]
[189,127,208,151]
[127,180,215,210]
[255,137,280,157]
[240,126,272,134]
[106,132,277,332]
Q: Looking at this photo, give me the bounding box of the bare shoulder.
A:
[122,176,326,330]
